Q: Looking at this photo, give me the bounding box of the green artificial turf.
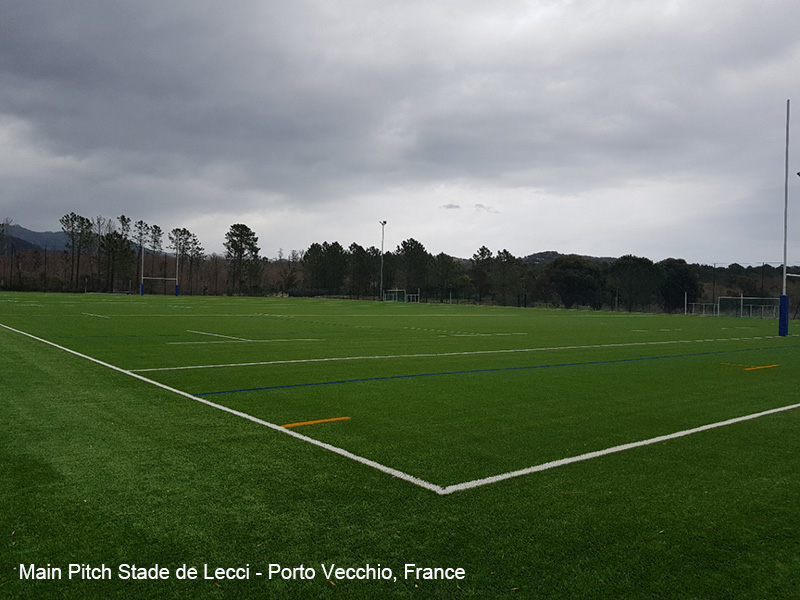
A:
[2,292,799,599]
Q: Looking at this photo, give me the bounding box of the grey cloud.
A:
[2,1,800,262]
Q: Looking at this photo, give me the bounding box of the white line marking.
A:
[83,313,110,319]
[445,333,527,337]
[439,402,800,494]
[0,322,445,495]
[130,334,797,373]
[3,322,798,496]
[187,329,250,341]
[167,338,324,346]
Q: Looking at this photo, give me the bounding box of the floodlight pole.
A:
[779,99,790,336]
[379,220,387,301]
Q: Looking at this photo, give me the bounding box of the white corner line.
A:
[439,401,800,494]
[0,322,445,495]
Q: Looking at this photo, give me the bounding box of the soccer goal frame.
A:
[687,302,717,316]
[716,296,781,319]
[383,289,406,302]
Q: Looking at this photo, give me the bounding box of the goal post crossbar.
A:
[140,276,179,296]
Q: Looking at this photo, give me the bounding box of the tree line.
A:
[0,214,796,313]
[0,214,261,296]
[301,241,706,312]
[296,239,798,312]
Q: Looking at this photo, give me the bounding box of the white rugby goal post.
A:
[140,243,180,296]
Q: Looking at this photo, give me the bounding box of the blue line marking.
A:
[195,345,791,397]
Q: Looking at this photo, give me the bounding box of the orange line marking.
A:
[282,416,351,428]
[743,365,780,371]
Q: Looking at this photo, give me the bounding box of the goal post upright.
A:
[175,242,180,297]
[140,239,146,296]
[779,99,791,336]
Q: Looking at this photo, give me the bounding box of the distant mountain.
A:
[450,250,617,267]
[1,235,40,252]
[5,224,68,251]
[521,251,617,265]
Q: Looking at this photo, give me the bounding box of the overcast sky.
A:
[2,0,800,265]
